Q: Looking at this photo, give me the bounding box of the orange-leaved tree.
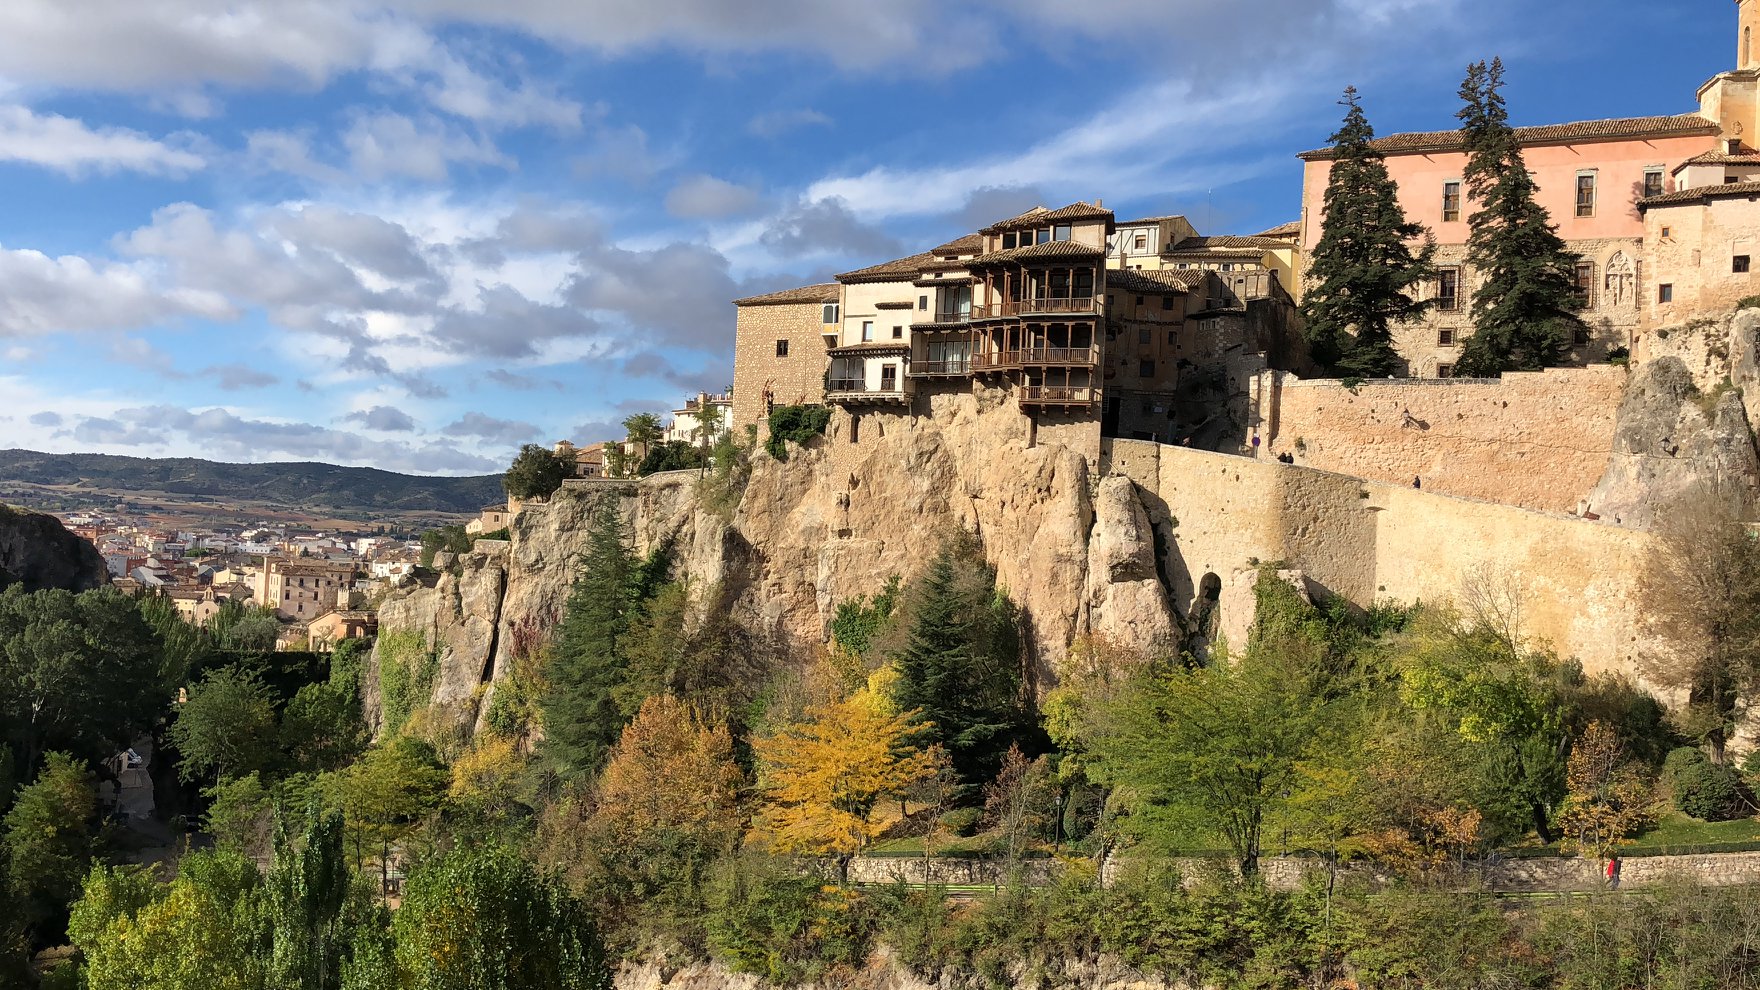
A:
[753,695,936,885]
[1556,720,1655,863]
[596,694,746,848]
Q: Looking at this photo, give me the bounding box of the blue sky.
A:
[0,0,1734,474]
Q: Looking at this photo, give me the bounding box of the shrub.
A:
[1737,294,1760,312]
[941,808,983,837]
[705,856,875,984]
[1665,746,1749,821]
[765,405,832,461]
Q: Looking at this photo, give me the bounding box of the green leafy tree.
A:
[68,851,271,990]
[504,443,572,500]
[637,440,707,476]
[281,680,368,774]
[266,808,353,990]
[1301,87,1437,376]
[170,664,279,784]
[209,600,283,653]
[3,753,95,935]
[622,412,664,463]
[393,844,613,990]
[889,539,1035,785]
[1453,58,1586,376]
[205,771,276,861]
[135,590,210,685]
[324,737,449,893]
[539,502,656,777]
[0,585,171,773]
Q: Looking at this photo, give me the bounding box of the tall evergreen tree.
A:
[1454,58,1587,377]
[1301,87,1437,377]
[889,539,1036,785]
[539,501,665,778]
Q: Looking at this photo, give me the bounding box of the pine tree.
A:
[889,541,1035,786]
[1454,58,1587,377]
[1301,87,1437,377]
[539,501,646,778]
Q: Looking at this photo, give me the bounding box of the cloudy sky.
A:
[0,0,1729,474]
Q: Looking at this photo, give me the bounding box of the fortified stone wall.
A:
[1259,366,1628,514]
[1103,440,1649,677]
[731,296,836,431]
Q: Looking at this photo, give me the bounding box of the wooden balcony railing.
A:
[1017,346,1098,366]
[827,379,905,397]
[910,359,973,377]
[919,310,971,324]
[1020,385,1095,405]
[969,296,1102,320]
[970,351,1020,371]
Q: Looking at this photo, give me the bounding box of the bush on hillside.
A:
[765,405,832,461]
[1665,746,1749,821]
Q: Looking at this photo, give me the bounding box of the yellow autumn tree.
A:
[595,694,745,848]
[1556,720,1655,862]
[753,693,936,885]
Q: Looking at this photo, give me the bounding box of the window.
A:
[1436,268,1460,312]
[1053,224,1072,242]
[1138,328,1151,345]
[1002,232,1018,249]
[1437,363,1455,379]
[849,415,859,444]
[1442,181,1462,222]
[1659,283,1674,303]
[1438,328,1455,347]
[1661,226,1673,239]
[822,303,840,324]
[880,365,898,391]
[775,339,789,357]
[1161,295,1175,310]
[1133,234,1147,251]
[1574,328,1591,347]
[1135,295,1145,306]
[919,295,928,311]
[1139,359,1156,378]
[1574,260,1595,306]
[1644,169,1665,198]
[1736,255,1752,274]
[1576,172,1597,217]
[1167,330,1177,345]
[1036,228,1052,245]
[861,320,873,342]
[892,325,903,339]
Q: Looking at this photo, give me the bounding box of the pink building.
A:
[1297,1,1757,376]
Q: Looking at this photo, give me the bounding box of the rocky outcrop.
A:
[366,394,1187,733]
[1586,356,1760,528]
[615,953,1182,990]
[0,504,107,591]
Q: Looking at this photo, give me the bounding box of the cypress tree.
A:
[1301,87,1437,377]
[539,500,644,778]
[267,807,352,990]
[1454,58,1587,377]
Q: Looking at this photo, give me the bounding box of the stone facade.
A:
[1643,189,1760,330]
[1259,366,1628,513]
[730,286,839,431]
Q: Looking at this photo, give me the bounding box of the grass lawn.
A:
[866,834,998,857]
[1627,811,1760,850]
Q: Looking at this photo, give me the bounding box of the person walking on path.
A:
[1606,856,1622,890]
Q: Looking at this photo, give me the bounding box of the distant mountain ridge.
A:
[0,449,503,516]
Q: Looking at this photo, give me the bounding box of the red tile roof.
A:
[968,240,1107,266]
[734,283,841,306]
[837,251,939,284]
[1298,114,1719,160]
[1639,182,1760,209]
[980,202,1114,234]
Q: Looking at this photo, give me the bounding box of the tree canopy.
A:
[503,443,572,500]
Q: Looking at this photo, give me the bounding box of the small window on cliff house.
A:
[1574,328,1591,347]
[1438,328,1455,347]
[1162,295,1175,310]
[1436,268,1460,311]
[1140,359,1156,378]
[1659,283,1674,303]
[1437,363,1455,378]
[1736,255,1752,274]
[1574,260,1595,305]
[1133,233,1147,251]
[775,339,789,357]
[1644,169,1665,198]
[1576,172,1597,218]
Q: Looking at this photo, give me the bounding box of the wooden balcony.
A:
[1017,346,1098,367]
[1019,385,1096,406]
[916,310,972,326]
[909,359,973,377]
[969,296,1102,320]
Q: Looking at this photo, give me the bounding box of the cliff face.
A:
[0,504,107,592]
[615,954,1183,990]
[1587,355,1760,529]
[365,394,1181,733]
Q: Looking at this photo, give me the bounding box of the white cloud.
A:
[746,108,832,137]
[0,245,231,336]
[0,104,204,175]
[665,174,764,220]
[343,111,512,181]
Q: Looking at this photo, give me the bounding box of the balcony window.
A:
[1074,269,1094,297]
[822,303,840,324]
[880,365,898,392]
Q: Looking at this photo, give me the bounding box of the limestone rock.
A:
[0,504,107,591]
[1587,356,1760,528]
[1086,475,1178,654]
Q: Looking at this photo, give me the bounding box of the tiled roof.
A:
[1116,214,1188,227]
[1298,114,1720,160]
[1639,181,1760,209]
[980,202,1114,234]
[827,341,912,355]
[1166,250,1269,262]
[1672,148,1760,173]
[968,240,1106,266]
[1255,220,1302,238]
[1169,235,1286,251]
[733,283,840,306]
[837,251,938,284]
[931,232,983,255]
[1107,269,1192,294]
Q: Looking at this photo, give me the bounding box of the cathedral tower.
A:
[1701,0,1760,148]
[1742,0,1758,70]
